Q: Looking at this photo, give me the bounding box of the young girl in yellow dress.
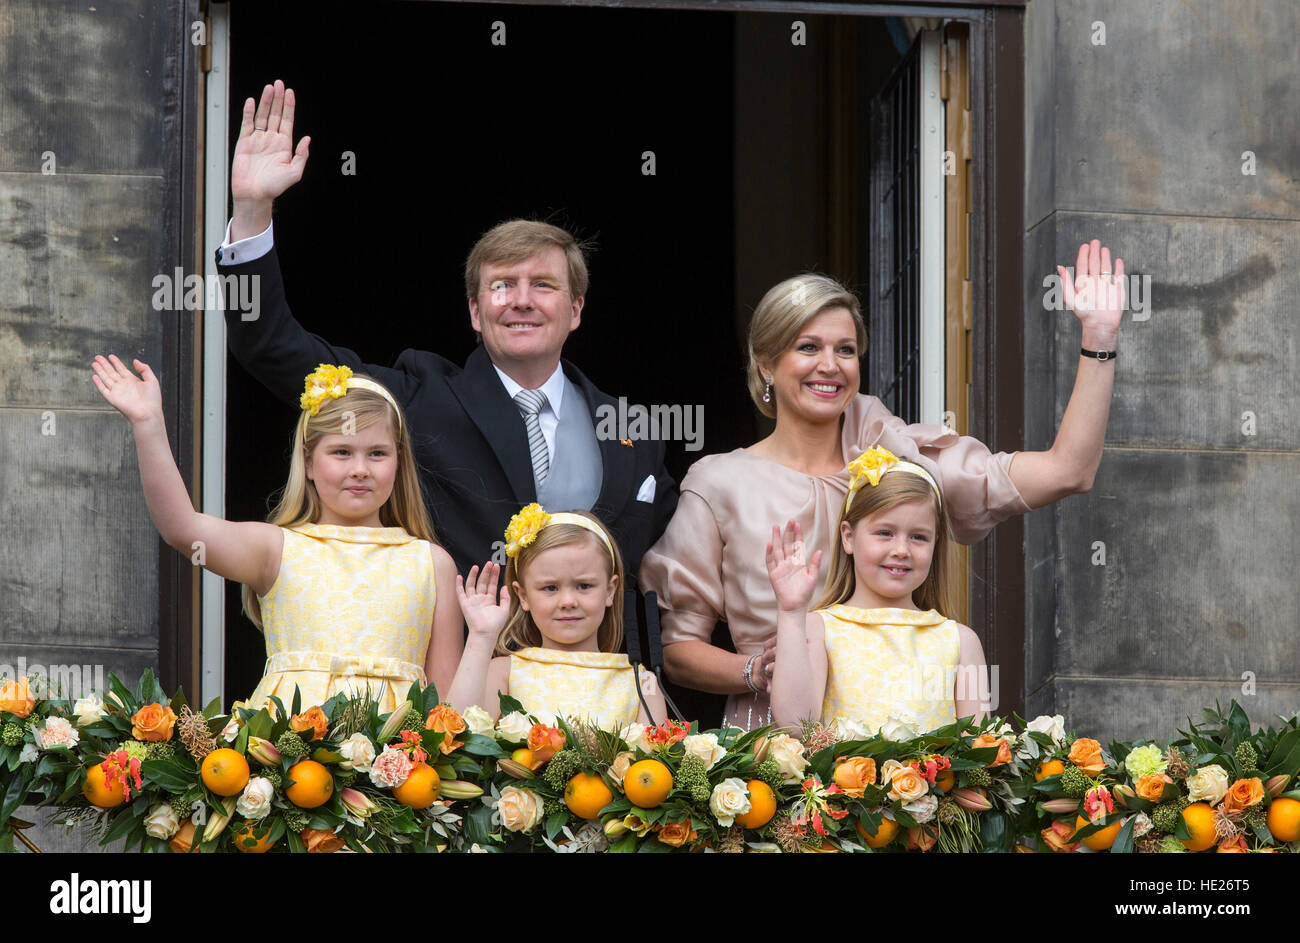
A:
[445,505,665,729]
[92,357,463,711]
[766,447,988,735]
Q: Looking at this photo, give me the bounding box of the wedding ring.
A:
[1100,269,1111,275]
[255,126,268,132]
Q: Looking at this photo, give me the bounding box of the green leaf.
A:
[1110,816,1137,855]
[246,707,274,743]
[290,686,302,719]
[202,695,223,720]
[100,807,143,846]
[461,733,507,758]
[1266,728,1300,776]
[140,759,196,793]
[464,803,496,846]
[497,692,527,719]
[287,828,306,853]
[1174,812,1191,841]
[0,766,33,825]
[608,832,639,853]
[1226,701,1252,748]
[168,686,189,716]
[544,810,568,841]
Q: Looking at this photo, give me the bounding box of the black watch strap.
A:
[1080,347,1116,361]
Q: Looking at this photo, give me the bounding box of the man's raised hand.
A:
[230,80,311,240]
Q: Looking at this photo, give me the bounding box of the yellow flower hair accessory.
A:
[844,446,941,513]
[299,364,403,432]
[503,504,617,564]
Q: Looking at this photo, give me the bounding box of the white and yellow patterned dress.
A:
[818,605,961,735]
[246,523,435,714]
[507,647,640,729]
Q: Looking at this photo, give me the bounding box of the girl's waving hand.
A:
[455,562,512,642]
[766,520,823,614]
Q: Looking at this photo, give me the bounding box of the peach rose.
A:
[1216,835,1249,853]
[885,763,929,803]
[1134,774,1168,803]
[425,704,467,754]
[0,677,36,719]
[1040,819,1079,853]
[906,826,937,852]
[1221,777,1265,815]
[290,706,330,741]
[130,703,177,742]
[656,819,698,848]
[609,751,636,787]
[1067,737,1106,775]
[169,820,198,854]
[302,827,346,853]
[527,724,566,764]
[832,757,877,798]
[971,734,1012,767]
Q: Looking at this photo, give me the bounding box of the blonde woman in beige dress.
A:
[640,242,1124,729]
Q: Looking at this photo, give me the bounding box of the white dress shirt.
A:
[494,364,566,461]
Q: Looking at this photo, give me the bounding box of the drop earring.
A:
[762,377,772,404]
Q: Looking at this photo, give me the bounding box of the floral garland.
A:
[1,674,1297,853]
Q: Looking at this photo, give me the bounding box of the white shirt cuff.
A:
[218,218,274,265]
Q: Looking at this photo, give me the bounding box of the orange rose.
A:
[290,706,330,741]
[1216,835,1249,853]
[425,704,468,755]
[302,827,346,853]
[971,734,1012,767]
[1040,819,1079,853]
[886,765,929,803]
[1135,774,1168,803]
[656,820,698,848]
[1221,777,1265,815]
[1067,737,1106,775]
[906,826,937,852]
[0,677,36,719]
[832,757,877,798]
[527,724,566,764]
[130,703,178,742]
[169,820,198,854]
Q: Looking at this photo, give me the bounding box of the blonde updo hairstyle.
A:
[747,274,867,419]
[496,511,625,657]
[241,377,437,629]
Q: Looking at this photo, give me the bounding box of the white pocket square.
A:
[636,475,656,503]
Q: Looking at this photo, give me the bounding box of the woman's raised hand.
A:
[455,562,512,642]
[1057,239,1124,349]
[91,355,163,426]
[766,520,823,614]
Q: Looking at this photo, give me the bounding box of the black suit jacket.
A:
[216,245,678,656]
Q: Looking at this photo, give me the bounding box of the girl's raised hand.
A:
[766,520,822,614]
[455,561,511,641]
[91,355,163,426]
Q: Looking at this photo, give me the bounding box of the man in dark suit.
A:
[215,81,677,650]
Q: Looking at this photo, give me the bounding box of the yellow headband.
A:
[299,364,403,433]
[844,446,942,514]
[504,503,616,565]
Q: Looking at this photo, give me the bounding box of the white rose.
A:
[620,723,655,753]
[498,786,544,833]
[765,734,808,784]
[143,803,180,840]
[73,693,106,727]
[496,712,533,743]
[683,733,726,771]
[837,718,871,741]
[878,717,920,742]
[338,732,376,772]
[34,716,80,750]
[1186,764,1230,805]
[1019,714,1067,758]
[236,777,275,821]
[462,705,495,737]
[902,793,938,825]
[708,778,753,827]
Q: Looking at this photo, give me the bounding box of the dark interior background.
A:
[224,0,902,725]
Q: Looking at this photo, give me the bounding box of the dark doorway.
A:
[222,0,902,724]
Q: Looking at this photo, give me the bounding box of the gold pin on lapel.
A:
[620,439,633,447]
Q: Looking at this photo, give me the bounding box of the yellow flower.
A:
[847,447,899,492]
[299,364,354,415]
[504,503,551,558]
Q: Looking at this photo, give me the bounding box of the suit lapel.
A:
[565,360,635,522]
[449,346,537,504]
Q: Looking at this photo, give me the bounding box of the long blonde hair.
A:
[495,511,625,656]
[815,470,953,616]
[242,377,437,629]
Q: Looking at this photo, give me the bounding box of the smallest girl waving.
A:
[446,505,665,729]
[766,447,988,735]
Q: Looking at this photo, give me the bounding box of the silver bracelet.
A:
[742,653,761,694]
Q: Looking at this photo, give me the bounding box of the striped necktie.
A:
[513,389,550,487]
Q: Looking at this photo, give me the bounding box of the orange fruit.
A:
[232,821,277,853]
[82,763,127,808]
[564,772,613,820]
[1073,814,1122,851]
[1035,759,1065,782]
[285,759,334,809]
[1266,796,1300,842]
[936,769,955,792]
[624,759,673,808]
[201,748,251,797]
[392,762,442,809]
[511,748,539,770]
[857,814,900,849]
[1179,802,1218,852]
[735,780,777,830]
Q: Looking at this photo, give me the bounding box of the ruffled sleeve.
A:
[845,396,1030,544]
[638,471,726,647]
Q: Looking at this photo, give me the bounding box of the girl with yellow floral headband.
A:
[443,504,666,729]
[92,357,464,710]
[764,447,988,737]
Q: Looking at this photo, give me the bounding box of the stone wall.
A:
[1023,0,1300,739]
